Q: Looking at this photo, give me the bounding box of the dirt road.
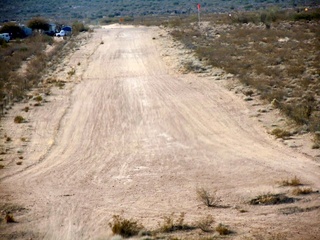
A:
[1,25,319,239]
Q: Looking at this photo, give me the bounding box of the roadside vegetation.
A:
[0,17,90,117]
[109,212,231,239]
[145,7,320,144]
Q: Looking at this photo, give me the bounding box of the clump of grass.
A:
[55,81,66,89]
[109,215,143,238]
[33,95,43,102]
[292,187,314,196]
[196,215,215,232]
[196,188,218,207]
[215,223,231,235]
[14,115,25,123]
[158,212,194,233]
[0,164,4,169]
[5,213,16,223]
[280,176,302,186]
[271,128,292,139]
[6,137,12,142]
[23,106,29,112]
[67,68,75,76]
[250,193,295,205]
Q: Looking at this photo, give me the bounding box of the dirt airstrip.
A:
[0,25,319,239]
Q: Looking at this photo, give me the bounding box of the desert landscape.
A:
[1,1,320,239]
[0,22,319,239]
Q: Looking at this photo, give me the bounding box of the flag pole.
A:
[197,4,201,27]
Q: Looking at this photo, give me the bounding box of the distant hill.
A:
[0,0,318,24]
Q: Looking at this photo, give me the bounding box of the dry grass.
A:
[0,30,74,114]
[270,128,292,139]
[14,115,25,124]
[5,213,16,223]
[196,188,219,207]
[279,176,302,187]
[167,8,320,142]
[196,215,215,232]
[215,223,231,235]
[292,187,314,196]
[108,215,144,238]
[158,212,195,233]
[250,193,295,205]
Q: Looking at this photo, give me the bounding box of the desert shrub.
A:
[109,215,143,238]
[0,164,4,169]
[279,176,301,186]
[169,12,320,137]
[14,115,25,123]
[196,188,218,207]
[271,128,292,139]
[67,68,76,76]
[292,187,314,195]
[5,213,16,223]
[16,161,22,165]
[33,95,43,102]
[250,193,295,205]
[196,215,215,232]
[215,223,231,235]
[158,212,194,233]
[72,21,90,35]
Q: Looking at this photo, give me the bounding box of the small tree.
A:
[27,17,49,32]
[0,23,26,39]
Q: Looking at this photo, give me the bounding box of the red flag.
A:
[197,3,201,10]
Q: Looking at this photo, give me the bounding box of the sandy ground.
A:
[0,25,319,240]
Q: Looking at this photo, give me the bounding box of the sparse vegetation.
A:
[14,115,25,124]
[215,223,231,235]
[109,215,144,238]
[67,68,76,76]
[250,193,295,205]
[166,8,320,143]
[5,213,16,223]
[33,95,43,102]
[292,187,314,195]
[271,128,292,139]
[280,205,320,215]
[196,215,215,232]
[196,187,218,207]
[279,176,302,186]
[158,212,195,233]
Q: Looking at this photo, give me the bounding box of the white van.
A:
[0,33,10,42]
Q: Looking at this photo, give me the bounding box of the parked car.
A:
[44,30,55,36]
[55,30,71,37]
[0,33,10,42]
